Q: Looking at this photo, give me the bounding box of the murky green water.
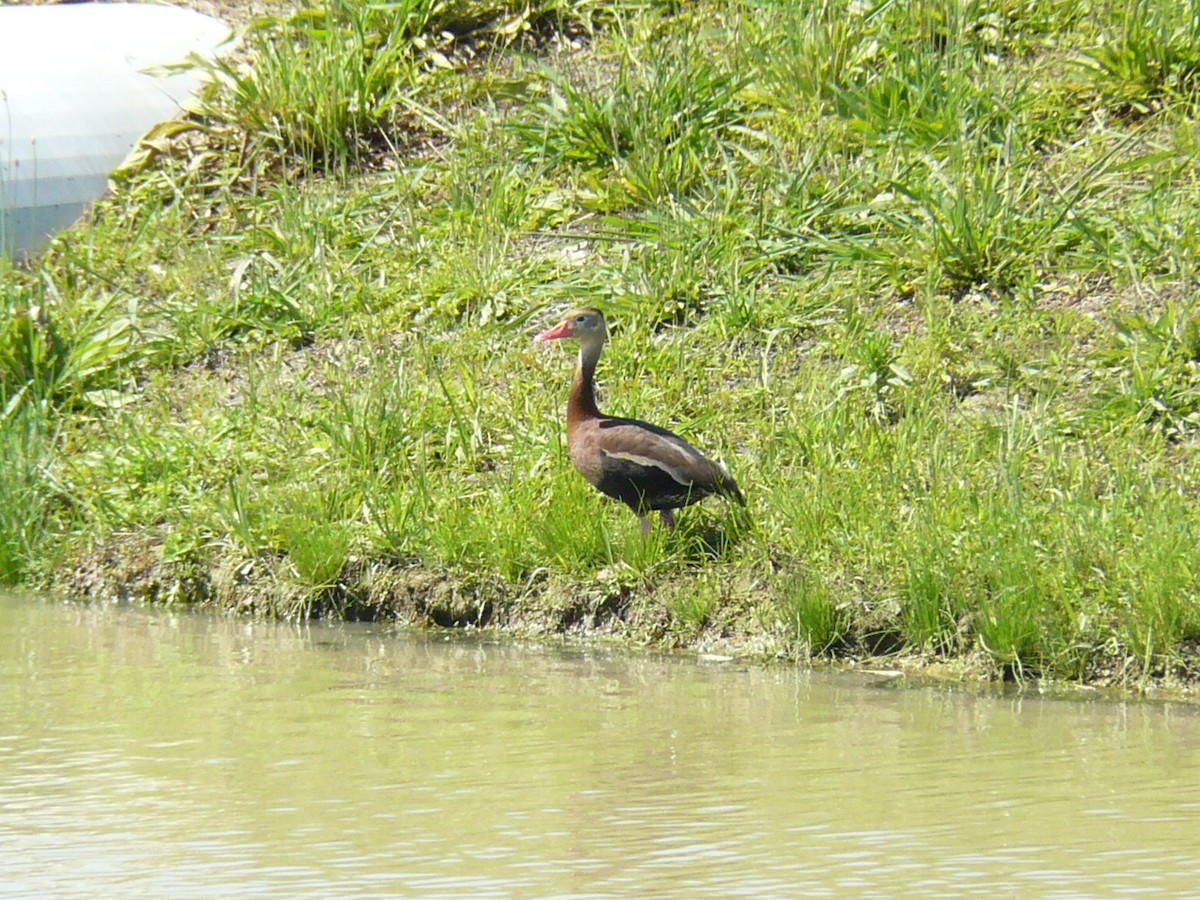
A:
[2,592,1199,897]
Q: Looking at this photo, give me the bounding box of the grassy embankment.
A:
[4,0,1200,690]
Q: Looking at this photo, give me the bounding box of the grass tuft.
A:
[779,569,848,655]
[201,0,438,172]
[1076,0,1200,116]
[0,408,53,583]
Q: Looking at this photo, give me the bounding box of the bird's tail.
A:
[717,465,746,506]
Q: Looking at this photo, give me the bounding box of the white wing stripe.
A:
[602,450,692,487]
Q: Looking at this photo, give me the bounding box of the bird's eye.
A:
[575,315,587,324]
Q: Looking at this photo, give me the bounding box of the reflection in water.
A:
[2,593,1199,897]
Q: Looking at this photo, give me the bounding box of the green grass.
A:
[201,0,437,172]
[0,407,54,583]
[5,0,1200,689]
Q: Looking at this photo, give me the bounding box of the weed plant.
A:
[0,408,53,583]
[5,0,1200,687]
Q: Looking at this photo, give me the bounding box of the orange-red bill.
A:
[535,320,572,342]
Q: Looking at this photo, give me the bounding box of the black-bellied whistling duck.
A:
[536,307,745,536]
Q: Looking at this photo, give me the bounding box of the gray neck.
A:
[568,338,603,423]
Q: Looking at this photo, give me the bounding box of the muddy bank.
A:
[48,532,1200,700]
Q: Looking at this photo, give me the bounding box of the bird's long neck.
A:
[567,339,603,429]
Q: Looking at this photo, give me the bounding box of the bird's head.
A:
[535,307,608,347]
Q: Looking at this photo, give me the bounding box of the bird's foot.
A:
[659,508,677,530]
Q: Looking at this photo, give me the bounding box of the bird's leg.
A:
[639,515,651,537]
[659,508,677,530]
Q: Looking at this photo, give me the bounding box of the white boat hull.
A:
[0,3,231,258]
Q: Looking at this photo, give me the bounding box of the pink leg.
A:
[659,508,677,530]
[640,515,651,537]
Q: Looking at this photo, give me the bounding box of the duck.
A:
[536,307,745,535]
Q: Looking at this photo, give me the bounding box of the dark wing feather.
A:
[595,450,698,510]
[584,416,742,512]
